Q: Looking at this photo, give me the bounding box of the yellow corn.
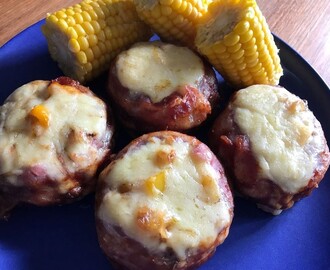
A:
[195,0,283,88]
[29,104,50,128]
[134,0,210,46]
[42,0,152,82]
[144,171,166,196]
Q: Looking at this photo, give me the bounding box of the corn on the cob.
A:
[195,0,283,88]
[42,0,152,82]
[134,0,210,46]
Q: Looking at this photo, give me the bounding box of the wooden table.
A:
[1,0,329,86]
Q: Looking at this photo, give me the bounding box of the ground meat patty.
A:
[107,41,219,134]
[0,77,114,218]
[209,84,330,214]
[95,131,233,269]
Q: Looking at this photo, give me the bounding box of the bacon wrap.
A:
[0,77,115,219]
[107,58,220,134]
[95,131,234,269]
[209,96,330,214]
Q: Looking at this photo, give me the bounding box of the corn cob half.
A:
[195,0,283,88]
[134,0,210,46]
[42,0,152,82]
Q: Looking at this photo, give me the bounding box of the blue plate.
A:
[0,20,329,270]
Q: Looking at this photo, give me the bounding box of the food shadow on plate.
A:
[0,195,110,270]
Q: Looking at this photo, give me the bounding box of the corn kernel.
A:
[48,14,59,24]
[68,38,80,53]
[136,207,175,239]
[190,7,198,19]
[160,0,174,5]
[90,20,101,34]
[250,62,262,72]
[186,3,193,16]
[73,24,86,36]
[172,0,182,10]
[73,13,84,24]
[84,62,93,72]
[92,58,100,71]
[88,34,98,47]
[58,19,69,31]
[87,9,98,20]
[77,51,87,64]
[179,1,187,13]
[73,6,82,13]
[150,6,162,19]
[92,46,102,59]
[160,6,171,16]
[107,5,117,16]
[66,27,78,40]
[29,105,50,128]
[246,57,259,67]
[66,8,75,16]
[85,48,94,61]
[57,10,67,19]
[231,49,244,60]
[223,34,240,46]
[77,36,89,50]
[81,1,92,11]
[227,42,241,53]
[144,171,166,196]
[238,70,249,80]
[234,20,250,34]
[66,16,75,26]
[94,6,105,19]
[82,21,94,34]
[96,30,105,42]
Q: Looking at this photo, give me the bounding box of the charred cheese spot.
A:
[118,183,133,194]
[136,206,176,240]
[201,175,221,204]
[115,41,204,103]
[154,149,176,167]
[287,99,306,113]
[98,134,231,260]
[232,85,325,193]
[58,178,79,194]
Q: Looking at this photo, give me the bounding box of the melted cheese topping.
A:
[0,80,110,188]
[115,42,204,103]
[233,85,325,193]
[98,136,231,259]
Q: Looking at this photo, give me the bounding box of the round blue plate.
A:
[0,20,329,270]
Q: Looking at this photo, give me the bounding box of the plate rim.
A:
[0,18,330,270]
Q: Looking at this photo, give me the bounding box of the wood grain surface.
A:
[0,0,329,85]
